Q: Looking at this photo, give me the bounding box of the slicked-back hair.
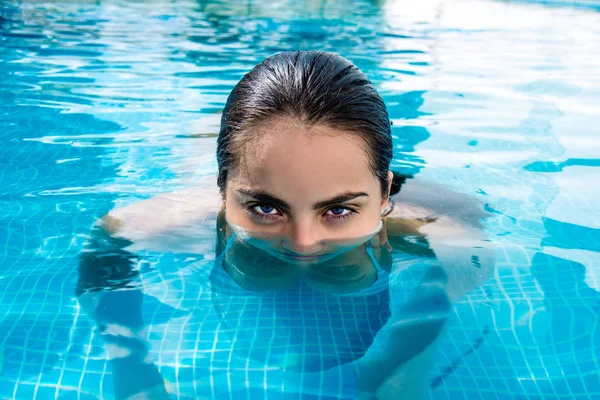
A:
[217,51,394,197]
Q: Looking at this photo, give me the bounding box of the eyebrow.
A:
[237,189,292,210]
[237,189,369,210]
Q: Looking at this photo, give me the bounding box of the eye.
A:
[246,203,282,220]
[327,207,350,216]
[254,204,278,215]
[324,206,356,221]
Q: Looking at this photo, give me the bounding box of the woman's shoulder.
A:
[98,183,222,253]
[388,175,489,227]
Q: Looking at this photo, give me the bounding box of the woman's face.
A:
[224,117,391,264]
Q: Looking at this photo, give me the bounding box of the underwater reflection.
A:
[208,213,455,398]
[210,228,394,372]
[78,213,459,399]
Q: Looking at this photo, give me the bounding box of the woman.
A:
[77,51,494,399]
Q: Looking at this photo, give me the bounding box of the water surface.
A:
[1,0,599,398]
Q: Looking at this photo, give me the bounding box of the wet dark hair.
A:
[217,50,396,197]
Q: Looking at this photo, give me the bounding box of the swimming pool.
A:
[1,0,599,398]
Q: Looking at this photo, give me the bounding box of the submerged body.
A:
[77,51,494,399]
[78,174,493,399]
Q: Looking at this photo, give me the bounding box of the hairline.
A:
[225,115,387,193]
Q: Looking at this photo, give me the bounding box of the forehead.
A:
[230,118,379,198]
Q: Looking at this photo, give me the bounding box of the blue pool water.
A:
[1,0,599,399]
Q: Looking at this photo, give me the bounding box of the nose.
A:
[283,220,322,255]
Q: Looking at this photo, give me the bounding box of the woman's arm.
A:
[358,178,495,399]
[77,184,221,399]
[77,223,171,400]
